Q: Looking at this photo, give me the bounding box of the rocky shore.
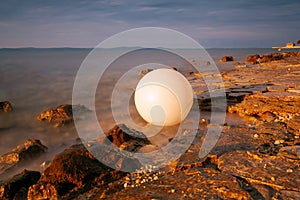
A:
[0,51,299,199]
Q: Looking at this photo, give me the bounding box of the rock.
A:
[104,168,252,199]
[219,56,234,62]
[278,190,300,199]
[138,69,153,76]
[218,150,300,191]
[257,143,281,156]
[246,54,260,64]
[102,124,151,152]
[205,61,211,66]
[235,64,247,69]
[37,104,90,127]
[259,53,283,63]
[0,139,47,175]
[0,169,40,200]
[286,43,295,48]
[228,92,300,118]
[278,145,300,160]
[0,101,13,112]
[28,143,136,199]
[139,68,177,77]
[13,187,28,200]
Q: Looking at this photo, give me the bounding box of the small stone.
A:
[286,169,293,173]
[0,101,13,112]
[271,177,275,181]
[253,134,259,138]
[274,140,284,145]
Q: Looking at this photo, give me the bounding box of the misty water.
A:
[0,48,278,176]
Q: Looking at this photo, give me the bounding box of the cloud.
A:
[0,0,299,47]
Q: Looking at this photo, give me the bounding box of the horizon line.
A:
[0,46,274,50]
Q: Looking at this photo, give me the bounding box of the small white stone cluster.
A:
[274,113,297,122]
[123,165,162,188]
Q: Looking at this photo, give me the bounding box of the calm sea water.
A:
[0,48,279,175]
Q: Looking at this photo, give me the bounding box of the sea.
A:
[0,47,281,177]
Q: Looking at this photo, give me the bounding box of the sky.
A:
[0,0,299,48]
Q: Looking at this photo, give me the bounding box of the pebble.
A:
[253,134,259,138]
[274,139,284,145]
[286,169,293,173]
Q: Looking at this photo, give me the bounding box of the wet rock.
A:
[0,101,13,112]
[0,139,47,175]
[28,143,134,199]
[37,104,90,127]
[219,56,234,62]
[259,53,283,63]
[246,54,260,64]
[102,124,151,152]
[0,169,40,200]
[246,53,284,64]
[218,150,300,191]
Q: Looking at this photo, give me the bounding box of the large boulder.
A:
[0,101,13,112]
[0,169,40,200]
[28,143,140,199]
[0,139,47,176]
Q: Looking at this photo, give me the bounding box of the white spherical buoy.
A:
[134,68,194,126]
